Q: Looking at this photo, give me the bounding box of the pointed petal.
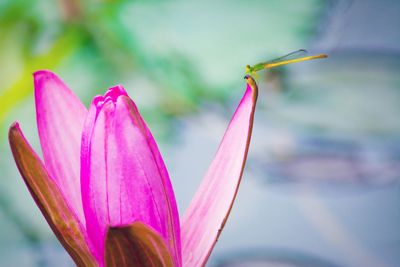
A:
[181,77,258,266]
[105,222,174,267]
[9,123,97,267]
[34,70,87,223]
[81,87,181,266]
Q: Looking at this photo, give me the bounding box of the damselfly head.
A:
[245,65,251,74]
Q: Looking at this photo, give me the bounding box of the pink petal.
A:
[105,222,174,267]
[181,77,258,266]
[9,123,97,266]
[81,86,181,266]
[34,70,87,224]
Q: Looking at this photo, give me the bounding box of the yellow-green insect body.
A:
[245,49,327,78]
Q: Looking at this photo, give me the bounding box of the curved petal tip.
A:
[33,69,57,80]
[10,121,20,131]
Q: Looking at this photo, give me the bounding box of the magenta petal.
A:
[9,123,96,266]
[181,78,258,266]
[34,70,87,224]
[81,87,181,266]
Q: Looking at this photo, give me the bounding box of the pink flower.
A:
[9,70,258,266]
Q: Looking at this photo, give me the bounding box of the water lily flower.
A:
[9,70,258,266]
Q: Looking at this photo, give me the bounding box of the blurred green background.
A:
[1,0,399,266]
